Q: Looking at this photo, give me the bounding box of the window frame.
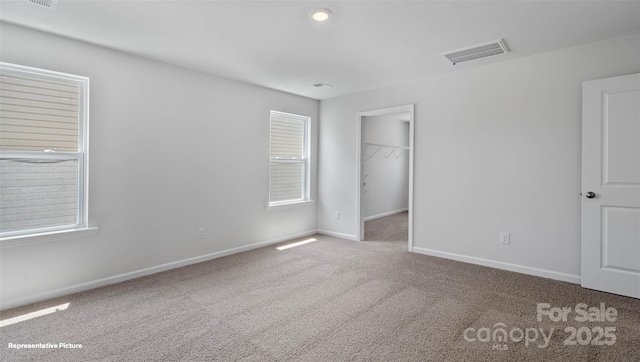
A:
[0,62,91,241]
[268,110,311,208]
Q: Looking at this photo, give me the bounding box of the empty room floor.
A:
[1,232,639,361]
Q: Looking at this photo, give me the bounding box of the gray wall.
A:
[318,33,640,282]
[0,23,319,308]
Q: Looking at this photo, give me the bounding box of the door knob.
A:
[585,192,596,199]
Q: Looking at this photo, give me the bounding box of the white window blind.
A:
[269,111,309,205]
[0,63,89,238]
[0,72,80,152]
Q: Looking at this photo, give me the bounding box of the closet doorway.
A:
[356,105,414,251]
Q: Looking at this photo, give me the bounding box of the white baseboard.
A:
[316,229,358,241]
[1,230,318,311]
[364,208,408,222]
[412,247,581,285]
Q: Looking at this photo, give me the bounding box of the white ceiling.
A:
[1,0,639,100]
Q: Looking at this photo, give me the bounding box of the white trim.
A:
[1,227,99,249]
[266,200,315,211]
[412,247,581,285]
[357,104,414,253]
[316,229,358,241]
[82,76,90,235]
[364,208,408,222]
[0,229,316,311]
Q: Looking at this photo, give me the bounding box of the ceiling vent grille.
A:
[441,39,509,65]
[313,82,333,88]
[25,0,58,9]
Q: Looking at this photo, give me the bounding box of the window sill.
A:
[266,200,315,212]
[0,227,100,249]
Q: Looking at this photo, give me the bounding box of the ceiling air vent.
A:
[441,39,509,65]
[25,0,58,9]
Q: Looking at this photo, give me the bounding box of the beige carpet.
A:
[365,211,409,243]
[2,213,639,361]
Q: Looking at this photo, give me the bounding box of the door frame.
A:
[356,104,415,251]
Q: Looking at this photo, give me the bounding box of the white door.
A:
[582,73,640,298]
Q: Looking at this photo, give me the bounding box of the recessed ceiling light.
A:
[310,8,332,22]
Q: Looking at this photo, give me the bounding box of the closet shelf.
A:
[364,143,409,161]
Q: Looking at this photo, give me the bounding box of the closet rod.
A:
[364,142,409,149]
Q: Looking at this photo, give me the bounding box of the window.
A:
[269,110,310,206]
[0,62,89,239]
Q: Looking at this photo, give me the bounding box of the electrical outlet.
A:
[500,232,510,245]
[334,211,340,220]
[198,228,206,239]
